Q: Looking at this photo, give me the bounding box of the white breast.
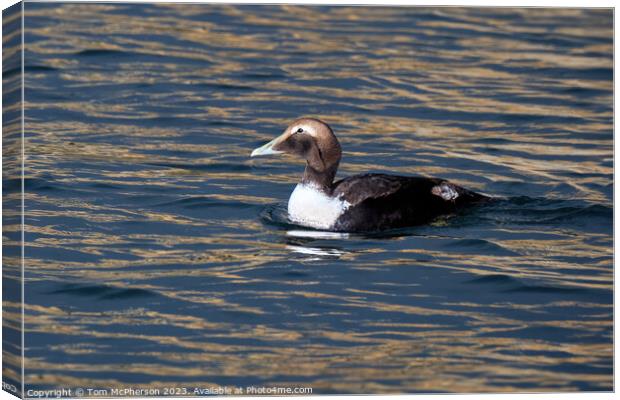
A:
[287,184,350,230]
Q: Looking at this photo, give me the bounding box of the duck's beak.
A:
[250,132,288,157]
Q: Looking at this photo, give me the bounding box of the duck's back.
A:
[331,173,487,232]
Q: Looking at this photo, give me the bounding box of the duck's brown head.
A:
[251,117,342,189]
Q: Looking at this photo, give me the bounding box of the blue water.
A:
[2,3,612,394]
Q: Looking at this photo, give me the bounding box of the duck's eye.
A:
[296,128,303,134]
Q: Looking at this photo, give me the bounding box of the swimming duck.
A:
[251,117,488,232]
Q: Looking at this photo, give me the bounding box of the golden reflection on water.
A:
[6,2,612,394]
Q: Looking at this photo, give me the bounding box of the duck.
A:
[251,117,489,232]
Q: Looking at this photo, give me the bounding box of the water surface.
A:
[3,3,613,394]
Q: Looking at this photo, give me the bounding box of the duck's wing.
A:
[331,173,444,206]
[333,173,487,205]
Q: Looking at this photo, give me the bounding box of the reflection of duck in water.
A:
[251,117,489,232]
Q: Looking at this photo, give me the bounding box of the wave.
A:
[49,283,156,300]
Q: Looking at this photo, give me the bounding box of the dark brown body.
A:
[330,173,488,232]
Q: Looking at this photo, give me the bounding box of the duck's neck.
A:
[302,164,338,193]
